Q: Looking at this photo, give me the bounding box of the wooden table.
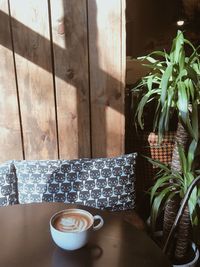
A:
[0,203,171,267]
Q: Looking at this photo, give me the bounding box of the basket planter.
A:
[133,131,176,198]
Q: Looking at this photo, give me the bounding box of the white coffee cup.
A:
[50,208,104,251]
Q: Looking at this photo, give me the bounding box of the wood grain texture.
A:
[9,0,58,159]
[0,0,23,162]
[50,0,91,159]
[0,0,125,161]
[88,0,125,158]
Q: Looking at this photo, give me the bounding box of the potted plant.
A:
[148,144,200,266]
[162,165,200,267]
[131,30,200,265]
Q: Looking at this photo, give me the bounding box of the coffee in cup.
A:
[53,210,92,232]
[50,209,104,250]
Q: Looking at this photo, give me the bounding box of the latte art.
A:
[50,208,104,250]
[54,212,92,232]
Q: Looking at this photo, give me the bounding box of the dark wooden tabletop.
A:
[0,203,171,267]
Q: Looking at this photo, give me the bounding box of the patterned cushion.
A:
[0,162,18,206]
[14,153,137,211]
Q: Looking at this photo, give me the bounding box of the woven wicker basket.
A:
[133,131,176,200]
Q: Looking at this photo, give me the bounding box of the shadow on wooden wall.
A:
[0,0,125,162]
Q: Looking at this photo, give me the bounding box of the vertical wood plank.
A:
[121,0,126,127]
[88,0,125,157]
[50,0,91,159]
[0,0,23,162]
[9,0,58,159]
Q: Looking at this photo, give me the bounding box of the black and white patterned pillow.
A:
[14,153,137,211]
[0,162,18,206]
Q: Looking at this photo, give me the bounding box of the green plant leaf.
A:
[158,106,166,139]
[177,82,188,125]
[145,156,170,172]
[179,47,185,71]
[191,102,199,141]
[177,144,187,173]
[174,30,184,63]
[151,187,172,231]
[188,185,198,225]
[164,87,174,130]
[147,75,153,91]
[187,139,198,171]
[160,64,173,105]
[187,79,194,101]
[135,89,160,129]
[150,175,172,204]
[146,50,168,59]
[171,170,185,183]
[187,66,198,84]
[184,38,197,54]
[153,101,161,132]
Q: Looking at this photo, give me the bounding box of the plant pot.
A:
[150,231,199,267]
[172,243,199,267]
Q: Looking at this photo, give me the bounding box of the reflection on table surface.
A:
[0,203,171,267]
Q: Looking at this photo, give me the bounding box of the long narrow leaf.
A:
[174,31,184,63]
[160,64,173,105]
[144,156,170,172]
[150,175,172,204]
[151,187,172,231]
[151,189,179,231]
[188,185,198,225]
[177,82,188,125]
[187,139,198,171]
[177,144,187,174]
[191,102,199,141]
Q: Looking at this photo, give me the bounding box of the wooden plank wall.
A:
[10,0,58,160]
[0,0,23,162]
[0,0,125,162]
[88,0,126,157]
[50,0,91,159]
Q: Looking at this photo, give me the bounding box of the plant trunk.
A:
[163,121,191,261]
[170,122,189,172]
[163,195,180,257]
[175,205,191,261]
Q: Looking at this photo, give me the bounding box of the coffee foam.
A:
[54,211,92,233]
